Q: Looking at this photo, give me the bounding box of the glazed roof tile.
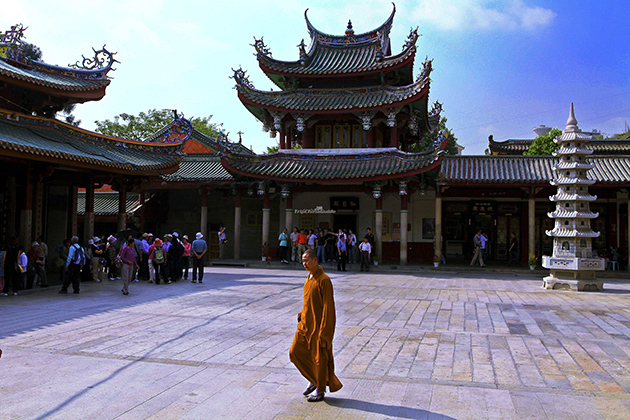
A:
[162,155,234,182]
[439,155,630,185]
[0,111,182,174]
[236,78,429,113]
[77,192,141,216]
[258,42,414,77]
[221,146,443,183]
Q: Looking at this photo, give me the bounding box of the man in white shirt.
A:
[359,237,372,272]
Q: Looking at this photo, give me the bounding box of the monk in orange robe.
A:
[290,248,343,402]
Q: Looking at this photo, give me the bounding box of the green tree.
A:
[408,116,459,155]
[94,109,222,141]
[524,128,562,155]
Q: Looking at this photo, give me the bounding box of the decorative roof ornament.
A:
[542,103,604,291]
[297,39,307,64]
[252,37,272,57]
[345,20,355,37]
[0,24,27,45]
[150,116,193,144]
[417,57,433,82]
[375,31,384,62]
[69,45,119,72]
[403,27,420,50]
[231,67,255,90]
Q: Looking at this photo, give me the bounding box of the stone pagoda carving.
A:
[542,103,605,291]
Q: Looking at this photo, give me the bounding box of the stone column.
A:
[435,188,443,263]
[20,167,33,247]
[528,194,535,261]
[34,181,44,239]
[117,184,127,233]
[285,193,293,231]
[70,186,78,237]
[200,187,208,237]
[234,190,241,260]
[375,196,383,262]
[83,180,94,244]
[400,194,408,265]
[262,193,271,251]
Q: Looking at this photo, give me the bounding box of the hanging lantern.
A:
[281,184,290,198]
[296,116,305,132]
[372,184,382,199]
[362,113,372,131]
[270,129,277,138]
[399,180,407,196]
[418,183,426,197]
[273,114,282,131]
[262,123,270,133]
[387,110,397,127]
[257,182,266,195]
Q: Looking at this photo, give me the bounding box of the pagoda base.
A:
[542,269,603,291]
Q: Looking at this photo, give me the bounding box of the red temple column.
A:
[83,179,94,244]
[20,164,33,247]
[200,187,208,238]
[367,127,375,148]
[262,193,271,254]
[279,129,286,150]
[390,125,399,149]
[302,127,314,149]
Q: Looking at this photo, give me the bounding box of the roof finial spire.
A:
[565,102,580,133]
[345,20,354,36]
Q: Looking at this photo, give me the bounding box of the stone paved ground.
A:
[1,265,630,419]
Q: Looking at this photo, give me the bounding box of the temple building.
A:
[0,24,191,249]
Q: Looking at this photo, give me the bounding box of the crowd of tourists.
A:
[278,227,375,272]
[0,231,209,297]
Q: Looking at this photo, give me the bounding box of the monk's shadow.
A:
[325,397,457,419]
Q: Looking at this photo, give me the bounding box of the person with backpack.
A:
[149,238,167,285]
[59,236,85,294]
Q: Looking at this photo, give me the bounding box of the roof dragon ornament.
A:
[416,56,433,83]
[231,67,255,90]
[0,24,27,45]
[252,37,272,57]
[403,27,420,51]
[69,45,119,73]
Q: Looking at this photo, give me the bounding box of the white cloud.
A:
[409,0,556,31]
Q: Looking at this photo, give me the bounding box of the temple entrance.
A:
[333,214,357,234]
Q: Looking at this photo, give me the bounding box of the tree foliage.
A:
[94,109,222,141]
[524,128,562,155]
[408,116,459,155]
[19,42,42,61]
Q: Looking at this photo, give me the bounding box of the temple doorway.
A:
[333,214,357,234]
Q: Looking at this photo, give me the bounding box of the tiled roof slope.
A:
[162,154,234,182]
[236,78,430,113]
[77,192,140,216]
[439,155,630,185]
[221,146,443,183]
[489,137,630,155]
[0,111,183,174]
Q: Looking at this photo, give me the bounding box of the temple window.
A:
[562,242,570,250]
[316,125,332,148]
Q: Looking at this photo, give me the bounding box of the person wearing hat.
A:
[26,241,47,289]
[91,237,105,282]
[181,235,192,280]
[191,232,207,283]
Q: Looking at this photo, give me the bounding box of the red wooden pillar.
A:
[234,189,242,259]
[390,125,399,149]
[367,128,375,148]
[117,184,127,233]
[279,129,286,150]
[20,164,33,247]
[84,180,95,244]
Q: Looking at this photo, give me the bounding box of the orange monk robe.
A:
[289,265,343,393]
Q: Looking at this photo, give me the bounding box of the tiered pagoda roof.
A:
[220,136,447,184]
[233,4,441,136]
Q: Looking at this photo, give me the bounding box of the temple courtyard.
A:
[1,264,630,419]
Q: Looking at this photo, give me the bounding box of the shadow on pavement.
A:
[326,397,457,419]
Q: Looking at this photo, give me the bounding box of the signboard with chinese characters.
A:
[470,201,494,215]
[330,196,359,211]
[299,214,317,231]
[374,212,392,241]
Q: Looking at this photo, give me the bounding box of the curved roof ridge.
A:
[304,3,395,45]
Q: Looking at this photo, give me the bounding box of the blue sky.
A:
[3,0,629,154]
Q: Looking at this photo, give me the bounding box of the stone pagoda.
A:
[542,103,605,291]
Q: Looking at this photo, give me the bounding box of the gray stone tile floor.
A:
[1,264,630,419]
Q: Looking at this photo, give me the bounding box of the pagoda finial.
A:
[345,20,354,36]
[564,102,582,133]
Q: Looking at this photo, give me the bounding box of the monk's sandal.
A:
[303,384,316,396]
[307,392,325,402]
